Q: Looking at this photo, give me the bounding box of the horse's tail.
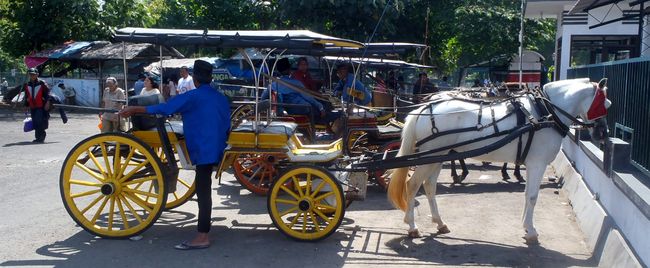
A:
[387,111,419,211]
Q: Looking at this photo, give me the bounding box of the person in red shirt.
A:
[290,57,317,92]
[23,68,51,143]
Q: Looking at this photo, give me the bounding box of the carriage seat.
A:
[287,136,343,163]
[147,121,184,135]
[232,121,298,136]
[228,121,298,149]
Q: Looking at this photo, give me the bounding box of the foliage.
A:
[0,0,556,75]
[0,0,105,57]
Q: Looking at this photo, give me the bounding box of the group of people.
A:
[100,65,198,132]
[260,57,373,128]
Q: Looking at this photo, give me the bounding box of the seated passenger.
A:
[290,57,317,92]
[333,64,372,106]
[262,58,339,124]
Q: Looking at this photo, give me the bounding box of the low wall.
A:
[551,133,649,267]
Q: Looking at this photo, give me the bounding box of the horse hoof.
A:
[516,177,526,183]
[407,230,421,238]
[437,225,450,234]
[524,235,539,245]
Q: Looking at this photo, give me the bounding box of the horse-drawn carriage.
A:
[58,28,415,241]
[58,27,611,244]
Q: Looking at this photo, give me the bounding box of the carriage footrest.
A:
[346,172,368,201]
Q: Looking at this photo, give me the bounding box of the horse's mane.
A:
[543,78,589,94]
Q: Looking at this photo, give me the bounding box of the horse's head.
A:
[578,78,611,144]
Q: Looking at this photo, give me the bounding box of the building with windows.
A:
[526,0,649,79]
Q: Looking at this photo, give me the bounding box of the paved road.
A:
[0,108,595,267]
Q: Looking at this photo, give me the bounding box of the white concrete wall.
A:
[551,137,648,266]
[557,3,640,79]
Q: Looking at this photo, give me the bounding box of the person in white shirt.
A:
[140,76,165,103]
[177,66,196,94]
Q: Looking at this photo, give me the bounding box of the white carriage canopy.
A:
[113,27,364,49]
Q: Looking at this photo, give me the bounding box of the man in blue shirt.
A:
[262,58,335,123]
[334,64,372,106]
[119,60,230,250]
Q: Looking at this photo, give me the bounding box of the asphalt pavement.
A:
[0,107,595,267]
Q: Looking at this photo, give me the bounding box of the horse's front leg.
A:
[422,163,449,234]
[522,164,545,244]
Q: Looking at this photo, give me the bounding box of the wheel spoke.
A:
[314,191,335,202]
[73,162,105,182]
[316,203,336,211]
[119,194,143,223]
[69,179,102,187]
[86,149,106,175]
[90,196,110,225]
[313,208,334,225]
[292,176,303,197]
[309,211,320,231]
[144,183,154,203]
[71,189,101,199]
[113,142,121,177]
[123,192,153,213]
[116,196,129,229]
[178,178,192,189]
[117,147,135,178]
[100,143,113,179]
[172,192,180,201]
[80,194,104,214]
[287,211,302,229]
[305,174,312,197]
[119,159,150,183]
[279,206,299,217]
[123,175,157,186]
[275,198,298,205]
[310,181,326,198]
[301,212,308,233]
[123,188,158,199]
[279,185,301,201]
[107,196,115,231]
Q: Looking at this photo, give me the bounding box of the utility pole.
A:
[519,0,527,87]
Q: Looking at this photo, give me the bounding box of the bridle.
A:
[540,82,607,131]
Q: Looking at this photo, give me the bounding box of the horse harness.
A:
[414,91,575,165]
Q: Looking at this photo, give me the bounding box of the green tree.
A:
[0,0,105,57]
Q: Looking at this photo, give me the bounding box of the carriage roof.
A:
[322,56,434,69]
[113,27,363,49]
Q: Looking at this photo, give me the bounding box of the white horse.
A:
[387,78,610,244]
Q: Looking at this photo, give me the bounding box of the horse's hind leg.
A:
[450,160,460,184]
[514,164,525,182]
[522,164,545,244]
[404,163,437,238]
[459,159,469,182]
[501,163,511,181]
[422,163,449,234]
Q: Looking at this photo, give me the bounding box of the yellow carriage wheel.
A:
[151,147,196,210]
[60,133,167,238]
[267,166,344,241]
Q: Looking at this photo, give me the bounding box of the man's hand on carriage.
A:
[118,106,146,117]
